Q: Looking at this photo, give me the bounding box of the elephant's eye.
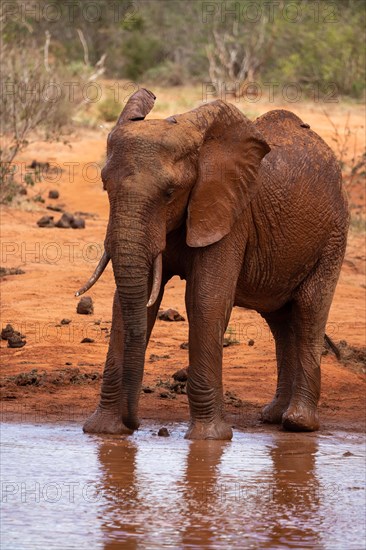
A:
[165,187,174,199]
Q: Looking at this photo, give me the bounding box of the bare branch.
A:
[77,28,89,66]
[44,31,51,73]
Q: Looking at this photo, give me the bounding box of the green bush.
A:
[98,96,122,122]
[144,61,186,86]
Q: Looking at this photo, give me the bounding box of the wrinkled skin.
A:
[82,89,349,440]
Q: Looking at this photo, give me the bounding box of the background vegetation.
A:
[0,0,365,202]
[2,0,365,96]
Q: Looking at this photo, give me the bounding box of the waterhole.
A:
[1,422,365,549]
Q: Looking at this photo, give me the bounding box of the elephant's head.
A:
[76,89,270,430]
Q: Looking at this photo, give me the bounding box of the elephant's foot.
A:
[261,397,290,424]
[184,419,233,440]
[282,403,319,432]
[83,408,133,435]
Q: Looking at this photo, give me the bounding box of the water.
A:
[1,422,365,549]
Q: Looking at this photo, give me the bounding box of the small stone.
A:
[60,318,71,325]
[180,342,189,350]
[158,427,170,437]
[70,217,85,229]
[65,362,72,365]
[0,267,25,277]
[46,205,64,212]
[55,212,74,228]
[94,320,101,325]
[142,386,154,393]
[19,187,27,195]
[8,335,26,348]
[343,451,354,457]
[1,324,15,340]
[80,337,94,343]
[77,296,94,315]
[172,367,188,382]
[159,392,169,399]
[248,339,255,346]
[0,268,25,277]
[37,215,54,228]
[158,308,185,322]
[48,190,59,199]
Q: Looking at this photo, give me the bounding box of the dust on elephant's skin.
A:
[77,88,349,440]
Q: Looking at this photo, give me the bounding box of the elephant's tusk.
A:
[75,251,110,297]
[147,253,162,308]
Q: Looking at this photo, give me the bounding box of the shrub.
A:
[98,96,121,122]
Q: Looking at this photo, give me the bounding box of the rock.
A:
[158,427,170,437]
[80,337,94,343]
[29,160,50,171]
[1,324,15,340]
[65,362,72,366]
[172,367,188,382]
[159,392,169,399]
[0,267,25,277]
[343,451,354,457]
[180,342,189,350]
[170,381,186,394]
[94,320,101,325]
[77,296,94,315]
[48,190,59,199]
[70,217,85,229]
[158,308,185,322]
[248,339,255,346]
[46,205,64,212]
[8,335,26,348]
[37,215,55,228]
[60,318,71,325]
[142,386,154,393]
[19,187,27,195]
[55,212,74,228]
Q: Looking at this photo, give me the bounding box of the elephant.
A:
[77,88,349,440]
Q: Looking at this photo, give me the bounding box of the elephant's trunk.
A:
[110,200,158,430]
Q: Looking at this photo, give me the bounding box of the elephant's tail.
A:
[324,334,341,361]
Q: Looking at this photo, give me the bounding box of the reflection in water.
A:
[1,423,365,550]
[265,438,320,548]
[180,441,229,547]
[98,440,139,550]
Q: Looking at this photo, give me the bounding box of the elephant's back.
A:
[255,109,341,189]
[254,109,345,204]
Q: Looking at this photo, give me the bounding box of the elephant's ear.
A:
[117,88,156,124]
[186,106,270,248]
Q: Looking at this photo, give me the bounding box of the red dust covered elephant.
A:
[76,89,349,440]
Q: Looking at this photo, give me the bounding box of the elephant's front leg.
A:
[83,291,131,434]
[184,261,236,440]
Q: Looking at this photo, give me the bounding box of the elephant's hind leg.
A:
[282,233,347,432]
[261,303,297,424]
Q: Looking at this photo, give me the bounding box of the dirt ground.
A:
[1,90,365,433]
